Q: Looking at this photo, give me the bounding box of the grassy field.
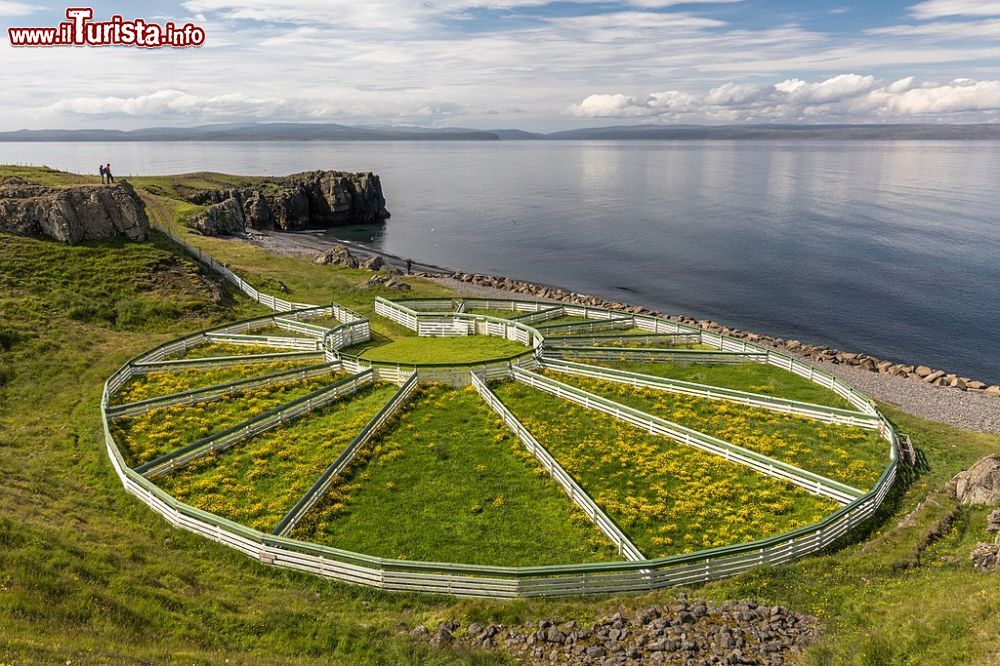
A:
[292,385,621,566]
[543,369,887,489]
[492,381,840,557]
[110,371,342,466]
[4,167,1000,665]
[112,360,327,404]
[159,384,400,532]
[350,335,529,365]
[596,359,856,409]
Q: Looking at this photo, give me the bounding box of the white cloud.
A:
[49,89,286,119]
[0,1,38,17]
[569,74,1000,121]
[910,0,1000,19]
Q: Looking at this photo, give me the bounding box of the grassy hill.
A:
[2,166,1000,664]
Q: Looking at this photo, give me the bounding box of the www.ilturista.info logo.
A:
[8,8,206,48]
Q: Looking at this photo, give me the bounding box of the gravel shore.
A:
[431,277,1000,436]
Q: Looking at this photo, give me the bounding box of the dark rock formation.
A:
[410,599,819,665]
[188,170,388,235]
[0,181,149,244]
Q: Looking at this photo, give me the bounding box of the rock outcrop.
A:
[951,455,1000,505]
[192,197,246,236]
[188,170,388,236]
[0,180,149,244]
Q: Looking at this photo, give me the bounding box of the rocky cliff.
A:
[189,170,389,236]
[0,178,150,244]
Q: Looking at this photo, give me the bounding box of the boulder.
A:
[914,366,933,378]
[971,542,1000,572]
[360,255,385,271]
[988,509,1000,532]
[0,182,149,244]
[314,244,359,268]
[952,455,1000,505]
[192,197,245,236]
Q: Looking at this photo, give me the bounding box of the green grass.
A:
[159,384,400,532]
[111,359,331,405]
[597,359,855,409]
[544,370,887,489]
[492,381,840,558]
[5,167,1000,665]
[292,385,621,566]
[463,308,521,319]
[110,371,342,466]
[350,335,529,365]
[175,342,317,359]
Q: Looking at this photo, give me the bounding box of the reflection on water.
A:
[2,140,998,382]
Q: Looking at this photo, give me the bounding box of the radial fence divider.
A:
[533,317,635,335]
[544,332,702,347]
[509,306,565,324]
[131,350,325,374]
[543,347,768,364]
[539,358,879,429]
[273,374,419,537]
[107,362,343,419]
[471,372,645,562]
[204,332,324,351]
[135,370,375,479]
[511,367,864,505]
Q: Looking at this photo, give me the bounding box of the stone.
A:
[314,244,359,268]
[360,255,385,271]
[971,542,1000,572]
[923,370,946,384]
[967,380,988,390]
[914,366,933,378]
[986,386,1000,397]
[0,181,149,244]
[952,455,1000,505]
[988,509,1000,532]
[192,197,245,236]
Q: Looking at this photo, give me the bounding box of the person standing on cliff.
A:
[406,258,412,275]
[105,164,114,183]
[99,164,106,183]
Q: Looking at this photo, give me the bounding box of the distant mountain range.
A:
[1,122,999,141]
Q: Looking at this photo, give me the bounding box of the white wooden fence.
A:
[102,239,903,597]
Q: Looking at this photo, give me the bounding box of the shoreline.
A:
[247,229,1000,434]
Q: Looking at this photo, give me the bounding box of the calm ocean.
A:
[3,140,998,383]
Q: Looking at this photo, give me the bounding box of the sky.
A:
[1,0,999,131]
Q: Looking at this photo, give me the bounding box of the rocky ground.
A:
[411,598,819,665]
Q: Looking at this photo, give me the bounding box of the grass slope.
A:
[292,385,621,566]
[4,167,1000,664]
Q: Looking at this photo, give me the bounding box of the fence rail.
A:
[543,347,768,364]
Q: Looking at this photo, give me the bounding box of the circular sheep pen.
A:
[101,235,901,598]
